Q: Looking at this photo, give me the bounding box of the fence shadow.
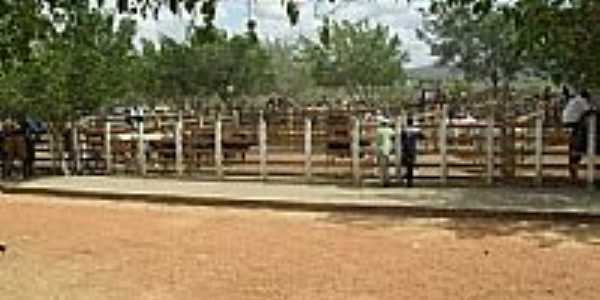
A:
[319,212,600,249]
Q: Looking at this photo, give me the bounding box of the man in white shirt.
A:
[375,116,394,187]
[563,90,591,180]
[562,91,590,127]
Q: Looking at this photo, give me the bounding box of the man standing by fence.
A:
[376,116,394,187]
[563,89,591,180]
[402,117,423,188]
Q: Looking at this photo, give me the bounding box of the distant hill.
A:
[406,65,463,81]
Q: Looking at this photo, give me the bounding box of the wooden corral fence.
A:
[22,104,600,188]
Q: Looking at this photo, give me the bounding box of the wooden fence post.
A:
[439,104,448,185]
[49,129,58,174]
[588,113,597,190]
[72,125,81,174]
[176,111,184,176]
[259,111,268,181]
[304,117,312,182]
[105,121,112,174]
[233,110,240,127]
[395,114,405,184]
[535,108,544,186]
[352,116,361,186]
[486,108,494,185]
[137,119,146,176]
[199,115,205,129]
[215,114,223,179]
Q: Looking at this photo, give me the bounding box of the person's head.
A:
[406,116,414,126]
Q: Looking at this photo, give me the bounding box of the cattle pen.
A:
[14,103,599,189]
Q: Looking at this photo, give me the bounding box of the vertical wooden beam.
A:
[232,110,240,127]
[215,114,223,179]
[72,124,81,174]
[588,113,597,190]
[60,125,71,177]
[486,108,495,185]
[199,115,205,129]
[49,128,57,174]
[304,117,312,182]
[395,114,405,184]
[104,121,112,174]
[439,104,448,185]
[137,119,146,176]
[351,116,361,186]
[259,111,268,181]
[535,108,544,186]
[175,110,184,177]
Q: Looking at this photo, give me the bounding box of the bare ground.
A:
[2,194,600,300]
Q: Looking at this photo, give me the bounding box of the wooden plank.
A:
[440,104,448,185]
[215,115,223,179]
[137,120,146,176]
[352,117,361,186]
[105,122,112,174]
[588,113,597,190]
[233,110,240,127]
[176,111,184,176]
[304,117,312,182]
[535,110,544,186]
[395,114,405,183]
[259,111,268,180]
[72,125,81,174]
[486,108,494,185]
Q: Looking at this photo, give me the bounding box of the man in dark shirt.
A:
[401,117,423,187]
[18,118,45,178]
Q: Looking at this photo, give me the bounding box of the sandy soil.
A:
[2,194,600,300]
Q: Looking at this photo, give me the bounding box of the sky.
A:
[129,0,435,68]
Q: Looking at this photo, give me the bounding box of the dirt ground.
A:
[2,194,600,300]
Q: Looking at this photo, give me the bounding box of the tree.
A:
[424,0,600,91]
[265,41,316,102]
[131,23,273,110]
[515,1,600,90]
[0,8,136,173]
[418,5,524,95]
[301,20,409,102]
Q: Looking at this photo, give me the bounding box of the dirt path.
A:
[1,194,600,300]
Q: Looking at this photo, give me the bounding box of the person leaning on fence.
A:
[18,118,43,177]
[401,117,424,188]
[375,116,394,187]
[562,89,591,180]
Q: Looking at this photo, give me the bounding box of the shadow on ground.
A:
[373,187,599,210]
[320,212,600,249]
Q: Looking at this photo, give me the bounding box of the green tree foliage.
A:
[6,12,136,122]
[426,0,600,90]
[133,24,273,110]
[0,0,51,72]
[0,6,136,172]
[265,41,315,101]
[301,20,409,102]
[418,5,524,92]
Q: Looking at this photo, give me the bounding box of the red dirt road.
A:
[1,194,600,299]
